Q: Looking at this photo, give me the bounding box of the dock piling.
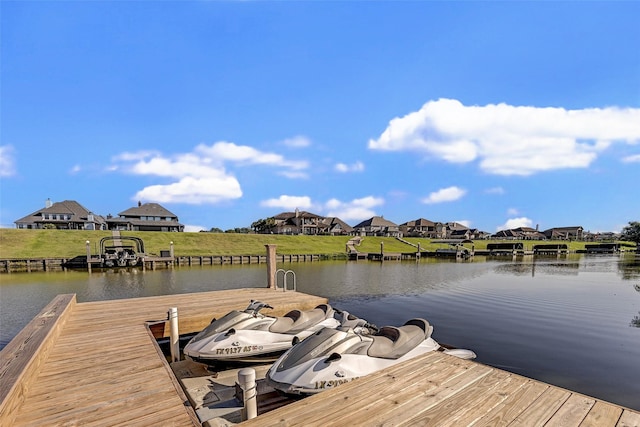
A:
[169,307,179,362]
[238,368,257,421]
[265,244,277,289]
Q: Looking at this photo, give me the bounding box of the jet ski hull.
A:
[266,318,476,395]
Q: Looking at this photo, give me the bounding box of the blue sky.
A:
[1,1,639,233]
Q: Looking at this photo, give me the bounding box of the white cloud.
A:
[184,224,206,232]
[69,165,81,174]
[0,145,16,177]
[335,161,365,173]
[507,208,519,216]
[496,217,533,231]
[485,186,505,195]
[369,98,640,176]
[281,135,311,148]
[195,142,308,171]
[421,186,466,204]
[455,220,472,228]
[112,141,308,205]
[622,154,640,163]
[134,176,242,204]
[260,195,313,210]
[324,196,384,222]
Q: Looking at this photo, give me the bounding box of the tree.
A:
[251,217,275,233]
[620,221,640,245]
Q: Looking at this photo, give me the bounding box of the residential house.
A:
[399,218,445,238]
[492,227,546,240]
[352,216,401,237]
[321,217,354,236]
[583,231,619,242]
[106,202,184,232]
[543,226,584,241]
[14,199,107,230]
[267,210,326,235]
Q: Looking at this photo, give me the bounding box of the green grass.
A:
[0,229,634,259]
[0,229,353,258]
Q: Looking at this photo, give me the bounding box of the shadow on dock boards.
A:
[170,359,294,426]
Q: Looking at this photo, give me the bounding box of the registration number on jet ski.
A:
[314,378,357,389]
[215,346,263,355]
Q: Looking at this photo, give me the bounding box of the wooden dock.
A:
[242,351,640,426]
[0,289,328,426]
[2,289,639,427]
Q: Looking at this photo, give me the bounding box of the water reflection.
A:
[619,255,640,280]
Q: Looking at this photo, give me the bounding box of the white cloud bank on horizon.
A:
[496,217,533,231]
[111,141,308,204]
[422,186,466,204]
[0,145,16,177]
[368,99,640,176]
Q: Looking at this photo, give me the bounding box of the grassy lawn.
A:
[0,229,634,259]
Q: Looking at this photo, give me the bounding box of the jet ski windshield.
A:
[190,310,251,342]
[274,327,361,372]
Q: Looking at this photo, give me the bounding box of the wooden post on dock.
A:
[239,368,257,420]
[417,243,421,261]
[85,240,92,274]
[169,307,179,362]
[265,244,277,289]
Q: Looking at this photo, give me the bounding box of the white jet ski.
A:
[183,300,351,364]
[266,318,476,395]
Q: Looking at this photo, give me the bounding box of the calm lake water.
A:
[1,254,639,411]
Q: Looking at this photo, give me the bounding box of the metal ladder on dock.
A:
[275,269,296,291]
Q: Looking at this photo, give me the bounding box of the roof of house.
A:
[353,216,399,229]
[543,226,583,232]
[445,222,470,231]
[273,210,323,220]
[118,202,178,219]
[322,217,354,232]
[15,200,105,224]
[400,218,437,227]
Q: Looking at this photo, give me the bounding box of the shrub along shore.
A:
[1,229,634,260]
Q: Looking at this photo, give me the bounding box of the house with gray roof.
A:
[14,199,107,230]
[399,218,445,238]
[265,209,353,235]
[321,216,354,236]
[492,227,546,240]
[352,216,401,237]
[542,226,584,240]
[268,209,327,235]
[106,202,184,232]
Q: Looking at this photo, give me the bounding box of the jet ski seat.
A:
[269,304,333,334]
[367,318,431,359]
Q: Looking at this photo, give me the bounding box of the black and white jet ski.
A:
[266,317,476,395]
[183,300,352,364]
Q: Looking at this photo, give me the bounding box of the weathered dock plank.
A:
[579,401,624,427]
[3,288,640,427]
[241,351,640,427]
[0,294,76,426]
[1,288,328,427]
